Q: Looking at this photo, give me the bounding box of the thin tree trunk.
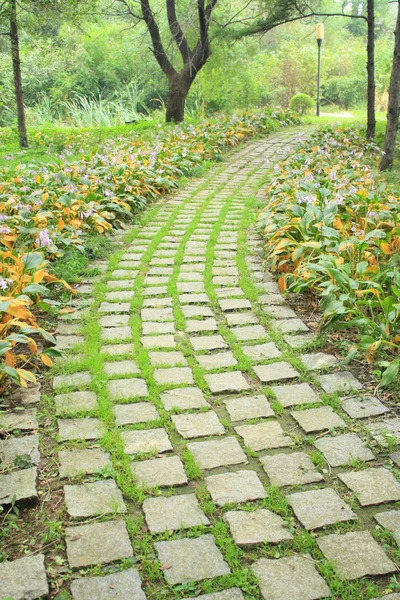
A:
[9,0,28,148]
[366,0,376,139]
[166,75,191,122]
[380,0,400,171]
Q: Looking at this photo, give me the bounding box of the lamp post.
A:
[316,23,324,116]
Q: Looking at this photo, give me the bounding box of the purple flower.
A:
[103,189,113,197]
[0,225,11,234]
[0,278,12,291]
[36,229,52,247]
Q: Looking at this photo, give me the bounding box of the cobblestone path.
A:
[1,129,400,600]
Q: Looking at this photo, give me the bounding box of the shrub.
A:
[289,93,314,115]
[321,76,366,109]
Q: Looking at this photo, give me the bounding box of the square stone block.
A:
[70,569,146,600]
[231,325,268,341]
[132,455,188,488]
[104,360,139,377]
[375,510,400,545]
[235,421,293,451]
[263,305,297,319]
[58,418,105,441]
[317,530,396,580]
[252,555,332,600]
[99,302,130,313]
[224,395,274,421]
[205,470,267,506]
[253,362,299,383]
[194,590,244,600]
[121,428,172,455]
[55,391,97,415]
[186,318,218,333]
[224,508,292,546]
[53,371,91,390]
[141,334,176,349]
[0,409,38,432]
[226,313,259,326]
[65,520,133,568]
[107,378,148,400]
[179,293,209,304]
[283,333,317,348]
[182,305,212,318]
[141,307,174,321]
[172,411,224,439]
[205,371,250,394]
[191,335,228,352]
[367,418,400,447]
[154,367,194,385]
[0,435,40,467]
[113,402,159,426]
[143,493,209,533]
[160,387,209,410]
[301,352,338,371]
[187,437,247,470]
[64,479,126,518]
[100,343,134,357]
[260,452,324,487]
[219,298,251,311]
[0,554,48,600]
[341,396,390,419]
[270,383,319,408]
[318,371,362,394]
[315,433,374,467]
[242,343,281,361]
[291,407,346,433]
[338,467,400,506]
[288,488,356,530]
[99,314,130,327]
[101,326,132,342]
[142,321,174,335]
[154,534,230,584]
[149,351,187,367]
[196,351,237,371]
[59,449,111,478]
[0,467,37,505]
[271,319,309,334]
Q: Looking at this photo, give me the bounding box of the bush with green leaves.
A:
[289,93,314,115]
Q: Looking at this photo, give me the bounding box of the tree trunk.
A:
[166,76,191,122]
[380,0,400,170]
[366,0,376,139]
[9,0,28,148]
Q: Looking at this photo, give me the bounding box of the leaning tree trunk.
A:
[9,0,28,148]
[366,0,376,139]
[380,0,400,170]
[166,75,191,123]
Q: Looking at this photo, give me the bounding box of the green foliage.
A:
[322,76,366,109]
[290,93,314,115]
[258,125,400,387]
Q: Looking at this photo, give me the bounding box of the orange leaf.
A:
[278,276,287,293]
[58,218,65,231]
[381,242,393,255]
[41,354,53,367]
[5,351,16,367]
[42,192,49,202]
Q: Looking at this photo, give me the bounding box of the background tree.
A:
[380,0,400,170]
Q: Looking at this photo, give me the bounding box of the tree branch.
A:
[140,0,176,78]
[166,0,191,62]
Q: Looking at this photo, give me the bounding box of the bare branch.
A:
[140,0,176,78]
[166,0,191,62]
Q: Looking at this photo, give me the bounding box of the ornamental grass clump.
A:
[258,126,400,386]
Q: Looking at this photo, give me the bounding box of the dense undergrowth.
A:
[258,126,400,387]
[0,108,300,390]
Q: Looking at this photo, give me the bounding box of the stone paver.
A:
[315,433,374,467]
[260,452,324,487]
[242,342,281,361]
[113,402,159,425]
[235,421,293,451]
[253,362,299,383]
[205,371,251,393]
[0,467,37,505]
[317,530,396,580]
[54,391,97,415]
[288,488,357,529]
[224,508,292,545]
[291,406,346,433]
[172,411,224,438]
[143,493,209,532]
[0,409,38,432]
[160,386,209,410]
[191,335,228,351]
[53,371,91,389]
[65,520,133,567]
[131,455,188,488]
[196,351,237,370]
[107,378,149,400]
[154,366,194,385]
[205,470,267,505]
[341,395,390,419]
[154,534,230,584]
[270,382,319,407]
[224,395,274,421]
[59,448,111,478]
[318,371,362,394]
[301,352,338,370]
[0,554,49,600]
[0,434,40,467]
[187,437,248,470]
[367,418,400,446]
[64,479,126,518]
[252,555,332,600]
[121,428,173,454]
[58,418,105,441]
[149,350,187,366]
[104,359,140,376]
[70,569,146,600]
[338,467,400,505]
[375,510,400,545]
[193,591,244,600]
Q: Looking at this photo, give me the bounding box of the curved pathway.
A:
[1,129,399,600]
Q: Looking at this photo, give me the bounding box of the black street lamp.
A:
[316,23,324,116]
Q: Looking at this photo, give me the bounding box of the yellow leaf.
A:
[42,192,49,202]
[58,218,65,231]
[35,174,41,184]
[381,242,393,255]
[278,276,287,293]
[5,351,16,367]
[41,354,53,367]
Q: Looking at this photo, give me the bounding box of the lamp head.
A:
[316,23,324,40]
